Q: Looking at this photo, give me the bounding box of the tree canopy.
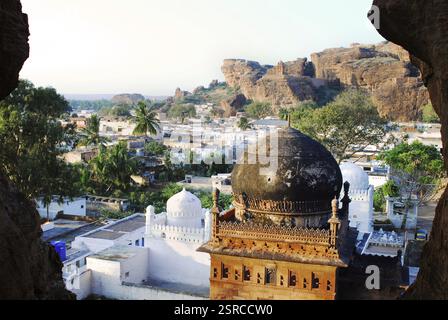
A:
[167,104,196,123]
[378,141,444,201]
[293,89,391,163]
[244,102,273,119]
[0,80,79,203]
[237,117,252,131]
[78,114,110,147]
[421,103,440,123]
[83,143,138,195]
[132,101,161,137]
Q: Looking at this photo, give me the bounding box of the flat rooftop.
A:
[86,229,124,240]
[42,219,90,242]
[105,215,145,232]
[80,214,145,240]
[136,278,210,298]
[89,245,145,262]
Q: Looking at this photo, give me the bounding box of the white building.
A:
[62,189,211,300]
[36,196,87,221]
[340,162,374,234]
[359,229,405,257]
[71,214,146,254]
[145,189,211,288]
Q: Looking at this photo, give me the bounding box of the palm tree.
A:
[133,101,161,137]
[78,114,110,147]
[89,143,137,194]
[237,117,252,131]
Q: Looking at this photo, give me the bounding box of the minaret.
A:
[145,205,155,239]
[211,188,221,243]
[328,198,341,248]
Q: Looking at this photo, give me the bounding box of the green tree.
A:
[0,80,80,216]
[168,104,196,123]
[378,141,444,202]
[294,89,391,163]
[88,143,138,194]
[78,114,110,147]
[373,186,386,213]
[280,101,318,124]
[245,102,273,119]
[98,104,132,117]
[237,117,251,131]
[373,180,400,213]
[422,103,440,123]
[144,141,167,156]
[196,190,233,210]
[161,183,183,200]
[132,101,161,137]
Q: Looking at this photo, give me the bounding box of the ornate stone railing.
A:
[217,220,332,246]
[233,193,331,215]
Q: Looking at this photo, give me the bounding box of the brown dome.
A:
[231,127,342,227]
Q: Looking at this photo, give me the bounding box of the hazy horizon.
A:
[20,0,385,96]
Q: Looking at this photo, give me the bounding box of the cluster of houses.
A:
[42,106,441,299]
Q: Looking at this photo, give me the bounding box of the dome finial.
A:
[331,197,338,218]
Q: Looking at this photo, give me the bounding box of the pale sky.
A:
[20,0,385,96]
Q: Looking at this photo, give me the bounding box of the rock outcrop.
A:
[111,93,145,105]
[0,0,74,299]
[221,58,318,111]
[222,42,430,121]
[220,94,247,117]
[174,87,191,101]
[372,0,448,300]
[0,0,29,98]
[311,43,429,121]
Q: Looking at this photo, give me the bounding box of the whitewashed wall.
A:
[36,197,87,220]
[347,186,374,233]
[146,238,210,288]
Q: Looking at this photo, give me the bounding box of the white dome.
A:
[340,162,369,190]
[166,188,203,228]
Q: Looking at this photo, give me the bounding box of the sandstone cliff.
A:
[0,0,74,300]
[222,42,430,121]
[372,0,448,300]
[221,58,318,111]
[311,43,429,121]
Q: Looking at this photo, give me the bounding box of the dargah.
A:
[199,126,358,300]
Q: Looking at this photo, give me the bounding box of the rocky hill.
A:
[111,93,145,105]
[222,42,430,121]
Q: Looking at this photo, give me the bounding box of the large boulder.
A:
[111,93,145,105]
[221,58,319,111]
[372,0,448,299]
[0,0,74,299]
[310,43,430,121]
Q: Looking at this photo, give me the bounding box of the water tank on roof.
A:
[50,241,67,262]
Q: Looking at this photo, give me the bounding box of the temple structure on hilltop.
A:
[198,127,356,300]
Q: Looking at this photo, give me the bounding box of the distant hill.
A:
[222,41,430,121]
[111,94,145,105]
[64,94,168,102]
